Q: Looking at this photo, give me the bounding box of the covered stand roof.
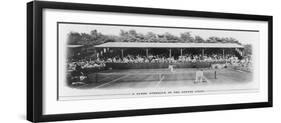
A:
[67,45,84,48]
[94,42,243,48]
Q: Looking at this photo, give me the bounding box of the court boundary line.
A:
[155,74,165,87]
[95,75,130,88]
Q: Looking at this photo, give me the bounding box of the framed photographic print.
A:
[27,1,273,122]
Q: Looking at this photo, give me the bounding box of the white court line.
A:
[97,75,113,82]
[91,72,122,82]
[155,74,165,87]
[235,69,248,73]
[204,76,212,84]
[228,68,249,73]
[77,74,114,88]
[95,75,129,88]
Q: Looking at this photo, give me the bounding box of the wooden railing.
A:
[105,61,227,69]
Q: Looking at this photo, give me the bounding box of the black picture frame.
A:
[27,1,273,122]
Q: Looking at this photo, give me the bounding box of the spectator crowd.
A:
[67,53,252,72]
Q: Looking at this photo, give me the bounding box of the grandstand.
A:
[66,42,252,89]
[94,42,244,58]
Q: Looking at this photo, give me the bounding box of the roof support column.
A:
[169,48,172,58]
[202,49,205,56]
[146,48,149,57]
[222,49,225,59]
[180,48,183,56]
[121,49,124,58]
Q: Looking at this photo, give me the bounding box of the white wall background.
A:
[0,0,279,122]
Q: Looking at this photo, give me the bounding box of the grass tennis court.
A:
[77,68,253,89]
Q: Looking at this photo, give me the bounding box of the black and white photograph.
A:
[58,22,258,100]
[25,1,273,122]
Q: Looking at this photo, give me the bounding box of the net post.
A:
[214,70,217,79]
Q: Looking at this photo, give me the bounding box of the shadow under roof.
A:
[94,42,243,48]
